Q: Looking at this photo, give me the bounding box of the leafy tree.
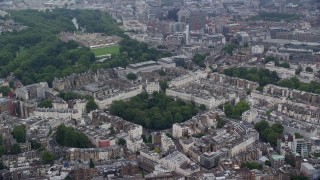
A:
[0,161,7,170]
[192,54,207,67]
[11,143,21,154]
[109,127,115,135]
[157,45,167,49]
[255,120,283,146]
[59,92,93,101]
[55,124,92,148]
[86,100,98,113]
[127,73,137,80]
[30,139,42,150]
[279,62,290,69]
[224,67,279,87]
[118,138,126,145]
[294,133,303,138]
[199,104,206,110]
[159,80,168,91]
[241,162,263,170]
[277,77,320,95]
[9,81,14,88]
[266,131,279,146]
[217,116,226,128]
[38,99,53,108]
[265,160,271,167]
[254,120,270,134]
[0,9,171,86]
[166,133,173,139]
[223,101,250,119]
[295,66,302,75]
[109,93,197,130]
[141,134,147,143]
[271,123,284,134]
[306,66,313,72]
[12,125,26,143]
[41,150,54,165]
[266,110,272,118]
[89,159,95,168]
[223,44,238,55]
[0,86,10,96]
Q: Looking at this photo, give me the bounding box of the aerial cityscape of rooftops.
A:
[0,0,319,179]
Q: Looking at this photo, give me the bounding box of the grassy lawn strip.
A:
[91,45,120,56]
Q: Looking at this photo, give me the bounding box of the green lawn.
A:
[91,45,120,56]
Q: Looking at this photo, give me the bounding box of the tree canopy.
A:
[117,138,126,146]
[12,125,26,143]
[254,120,283,146]
[241,162,263,170]
[11,143,21,154]
[224,100,250,119]
[127,73,137,80]
[109,92,198,130]
[0,9,170,86]
[223,44,238,55]
[89,159,95,168]
[306,66,313,72]
[59,92,93,101]
[0,86,11,96]
[86,99,98,113]
[264,56,290,68]
[217,115,226,128]
[41,150,55,165]
[224,67,279,88]
[38,99,53,108]
[192,54,207,68]
[55,124,92,148]
[278,77,320,95]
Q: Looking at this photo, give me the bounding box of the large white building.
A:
[16,82,49,101]
[251,45,264,55]
[52,99,68,109]
[33,108,82,120]
[265,61,295,79]
[125,137,143,152]
[126,59,177,74]
[43,0,75,7]
[161,133,176,152]
[146,81,160,94]
[228,132,259,157]
[172,111,220,138]
[128,125,143,139]
[94,85,143,109]
[265,61,315,83]
[166,89,227,109]
[160,151,200,176]
[158,58,176,69]
[169,71,207,87]
[242,109,258,123]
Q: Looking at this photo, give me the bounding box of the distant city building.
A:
[293,138,310,158]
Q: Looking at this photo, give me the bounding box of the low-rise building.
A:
[200,151,222,169]
[33,108,82,120]
[160,151,200,176]
[270,154,285,168]
[146,81,160,94]
[68,146,123,162]
[94,85,143,109]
